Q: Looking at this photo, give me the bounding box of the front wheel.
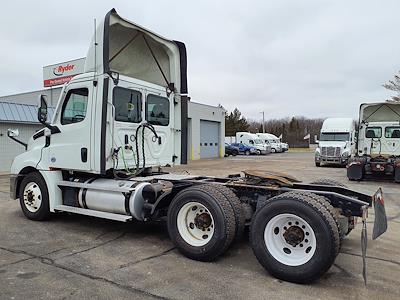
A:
[19,172,51,221]
[250,192,339,283]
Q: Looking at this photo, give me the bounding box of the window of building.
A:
[113,87,142,123]
[61,88,89,125]
[146,94,169,126]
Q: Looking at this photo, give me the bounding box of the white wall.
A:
[0,123,43,172]
[188,102,225,160]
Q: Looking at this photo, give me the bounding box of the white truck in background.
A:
[235,132,270,154]
[257,133,284,153]
[315,118,355,167]
[347,102,400,182]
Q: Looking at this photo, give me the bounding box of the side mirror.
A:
[7,129,19,137]
[314,134,319,143]
[37,95,48,124]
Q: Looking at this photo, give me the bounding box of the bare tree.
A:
[383,71,400,101]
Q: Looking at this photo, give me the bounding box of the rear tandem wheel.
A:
[250,192,340,283]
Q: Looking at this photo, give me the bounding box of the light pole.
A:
[260,111,265,133]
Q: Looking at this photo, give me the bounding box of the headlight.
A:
[342,151,349,157]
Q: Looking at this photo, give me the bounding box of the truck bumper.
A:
[10,174,18,200]
[320,156,347,165]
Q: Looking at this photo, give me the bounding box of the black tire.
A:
[271,148,276,153]
[19,172,51,221]
[167,185,236,261]
[245,150,250,156]
[315,162,321,167]
[310,178,347,188]
[282,191,342,254]
[211,185,245,243]
[250,192,339,283]
[256,150,261,155]
[233,150,238,156]
[310,179,353,236]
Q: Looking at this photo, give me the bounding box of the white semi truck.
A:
[315,118,355,167]
[347,101,400,182]
[257,133,284,153]
[7,9,386,284]
[235,132,270,154]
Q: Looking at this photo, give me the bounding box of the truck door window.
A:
[365,127,382,138]
[61,88,89,125]
[146,94,169,126]
[385,127,400,138]
[113,87,142,123]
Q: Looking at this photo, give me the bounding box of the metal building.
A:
[188,102,225,160]
[0,103,57,172]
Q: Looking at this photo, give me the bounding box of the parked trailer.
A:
[8,9,386,284]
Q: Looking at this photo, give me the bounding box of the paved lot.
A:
[0,152,399,299]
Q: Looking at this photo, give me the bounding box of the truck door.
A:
[111,82,174,169]
[365,126,382,155]
[143,88,174,166]
[384,126,400,155]
[44,80,94,171]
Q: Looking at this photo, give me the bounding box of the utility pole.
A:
[260,111,265,133]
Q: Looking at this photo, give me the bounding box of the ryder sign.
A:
[43,58,85,87]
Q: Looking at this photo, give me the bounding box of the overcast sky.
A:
[1,0,399,120]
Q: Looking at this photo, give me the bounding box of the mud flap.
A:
[395,166,400,183]
[372,188,387,239]
[347,162,363,180]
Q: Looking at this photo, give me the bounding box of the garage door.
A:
[0,124,42,172]
[200,120,220,158]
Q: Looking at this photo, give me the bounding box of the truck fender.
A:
[13,166,63,212]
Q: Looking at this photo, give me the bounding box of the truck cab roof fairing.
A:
[359,102,400,124]
[85,9,187,94]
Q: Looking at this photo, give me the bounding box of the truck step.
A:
[54,205,133,222]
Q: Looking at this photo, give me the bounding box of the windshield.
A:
[320,132,350,141]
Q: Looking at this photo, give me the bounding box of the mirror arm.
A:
[7,135,27,150]
[39,120,60,134]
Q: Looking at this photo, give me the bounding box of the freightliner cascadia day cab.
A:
[257,133,283,153]
[235,132,270,154]
[314,118,355,167]
[7,9,387,284]
[347,101,400,182]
